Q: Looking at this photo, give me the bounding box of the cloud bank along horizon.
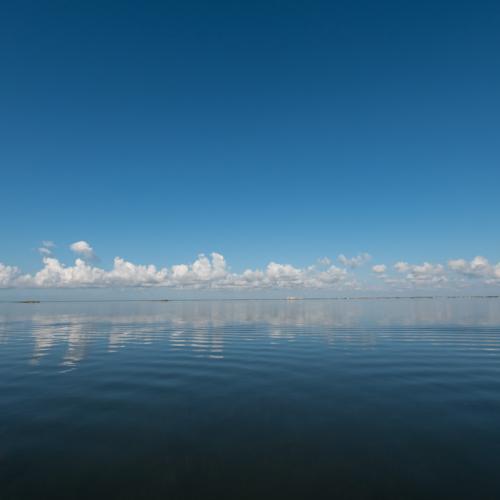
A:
[0,241,499,291]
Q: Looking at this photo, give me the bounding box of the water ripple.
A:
[2,300,500,498]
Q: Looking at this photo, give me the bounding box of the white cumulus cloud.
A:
[448,256,500,282]
[70,241,96,259]
[0,246,355,290]
[0,263,21,287]
[388,261,447,286]
[2,244,500,291]
[394,261,410,273]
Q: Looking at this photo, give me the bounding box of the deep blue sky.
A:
[1,0,499,273]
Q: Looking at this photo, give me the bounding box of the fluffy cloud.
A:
[0,263,21,287]
[260,262,347,289]
[448,256,500,282]
[338,253,371,268]
[70,241,95,259]
[382,261,448,286]
[378,257,500,288]
[26,258,108,287]
[394,261,410,273]
[169,253,229,287]
[0,246,352,289]
[1,244,500,290]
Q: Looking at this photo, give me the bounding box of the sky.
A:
[1,0,499,295]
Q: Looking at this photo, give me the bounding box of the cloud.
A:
[0,263,21,287]
[372,264,387,274]
[318,257,332,266]
[394,261,410,273]
[70,241,96,259]
[169,253,229,287]
[0,245,354,290]
[338,253,371,268]
[448,256,500,282]
[2,244,500,290]
[38,240,56,256]
[38,247,52,256]
[385,261,447,286]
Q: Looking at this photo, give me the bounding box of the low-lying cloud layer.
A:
[1,242,500,290]
[1,242,355,290]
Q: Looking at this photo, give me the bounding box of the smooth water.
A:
[1,299,500,499]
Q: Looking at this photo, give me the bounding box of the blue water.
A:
[1,299,500,499]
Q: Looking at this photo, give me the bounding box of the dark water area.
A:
[1,299,500,499]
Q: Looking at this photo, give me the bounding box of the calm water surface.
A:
[1,299,500,499]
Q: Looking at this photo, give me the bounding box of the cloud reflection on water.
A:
[1,299,500,368]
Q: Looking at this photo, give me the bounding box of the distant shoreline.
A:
[4,295,499,304]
